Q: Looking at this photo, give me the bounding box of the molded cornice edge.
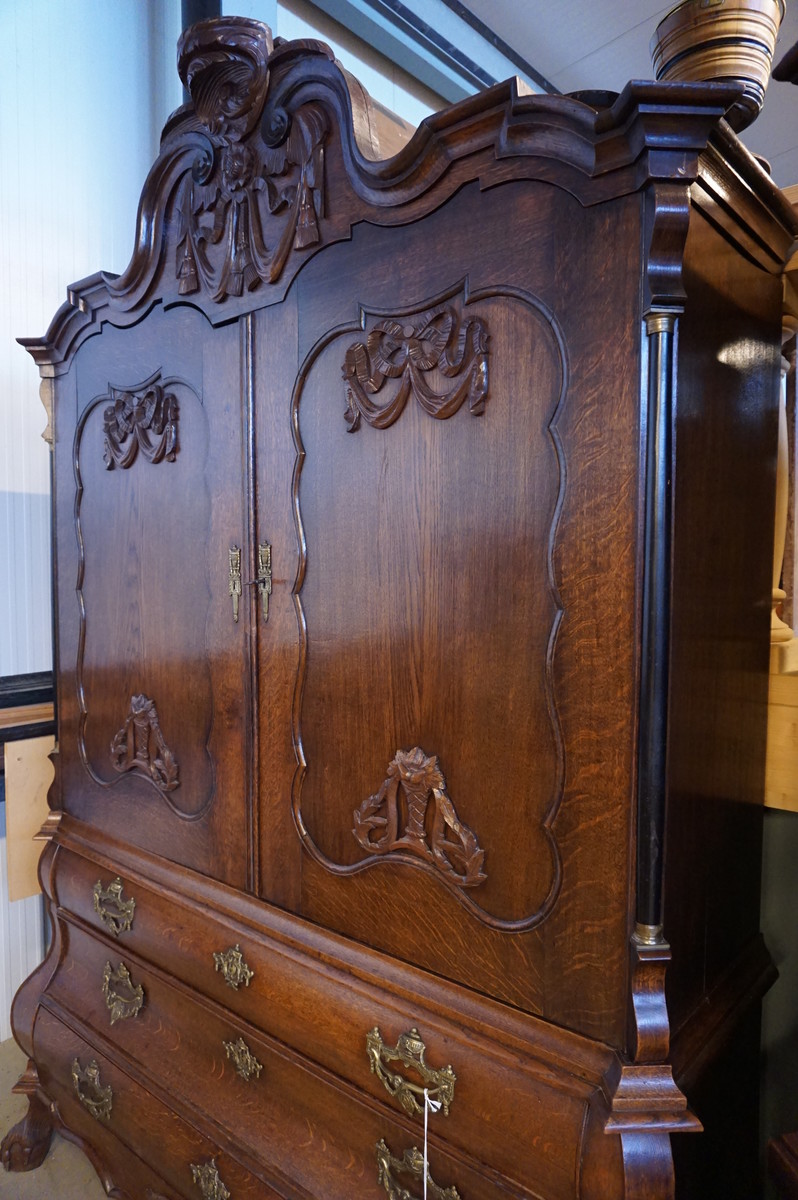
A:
[17,17,777,374]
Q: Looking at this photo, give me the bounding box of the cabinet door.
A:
[257,180,642,1037]
[55,306,252,886]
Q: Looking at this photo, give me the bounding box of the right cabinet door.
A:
[258,178,643,1040]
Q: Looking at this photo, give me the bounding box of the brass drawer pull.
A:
[213,944,254,990]
[72,1058,113,1122]
[93,876,135,936]
[191,1157,231,1200]
[367,1027,455,1118]
[376,1139,461,1200]
[223,1036,262,1081]
[102,960,144,1024]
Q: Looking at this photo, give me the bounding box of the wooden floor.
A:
[0,1037,106,1198]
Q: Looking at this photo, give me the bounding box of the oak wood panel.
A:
[664,206,781,1039]
[44,921,532,1199]
[51,832,621,1200]
[264,178,643,1045]
[52,305,253,887]
[33,1005,282,1200]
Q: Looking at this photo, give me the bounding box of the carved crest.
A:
[103,380,179,469]
[175,19,328,301]
[110,694,180,794]
[353,748,486,888]
[343,304,489,432]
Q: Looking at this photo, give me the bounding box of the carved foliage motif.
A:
[110,695,180,794]
[353,748,486,888]
[343,304,489,432]
[103,380,179,469]
[175,21,328,301]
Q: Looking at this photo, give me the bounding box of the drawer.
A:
[46,919,522,1199]
[53,842,613,1200]
[33,1005,284,1200]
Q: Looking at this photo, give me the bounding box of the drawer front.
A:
[54,845,601,1200]
[46,919,522,1199]
[33,1005,284,1200]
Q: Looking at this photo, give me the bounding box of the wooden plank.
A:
[0,703,54,733]
[3,735,54,900]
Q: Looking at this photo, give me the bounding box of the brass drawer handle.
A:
[223,1036,262,1082]
[191,1157,231,1200]
[367,1027,455,1118]
[93,876,135,936]
[213,944,254,990]
[102,960,144,1024]
[72,1058,113,1122]
[376,1139,461,1200]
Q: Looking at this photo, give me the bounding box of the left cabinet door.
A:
[53,307,253,887]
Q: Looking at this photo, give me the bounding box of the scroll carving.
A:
[343,304,489,432]
[110,695,180,794]
[175,20,328,301]
[103,380,179,469]
[353,748,486,888]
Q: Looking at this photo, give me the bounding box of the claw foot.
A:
[1,1093,53,1172]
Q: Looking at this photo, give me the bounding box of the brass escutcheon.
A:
[376,1139,461,1200]
[213,944,254,990]
[367,1027,455,1118]
[256,542,272,623]
[102,961,144,1024]
[93,877,135,937]
[229,546,242,623]
[72,1058,113,1122]
[223,1036,262,1082]
[191,1157,231,1200]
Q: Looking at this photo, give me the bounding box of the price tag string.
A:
[423,1088,442,1200]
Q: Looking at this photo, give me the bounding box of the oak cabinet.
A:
[2,17,794,1199]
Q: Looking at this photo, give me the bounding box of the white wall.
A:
[0,0,182,677]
